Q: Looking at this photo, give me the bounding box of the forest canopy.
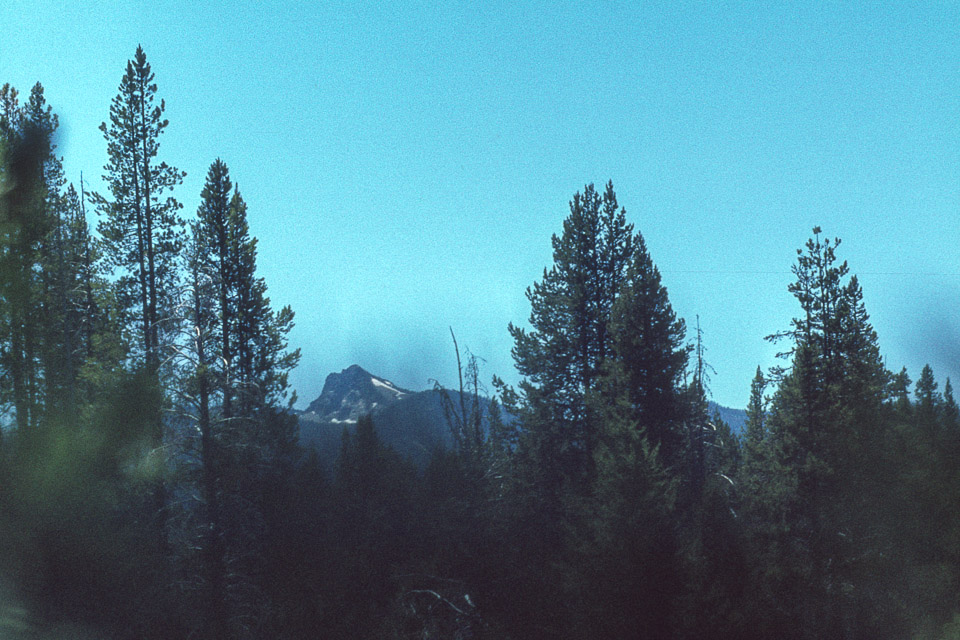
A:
[1,47,959,640]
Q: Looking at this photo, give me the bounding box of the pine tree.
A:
[493,183,648,636]
[194,162,299,428]
[505,182,635,497]
[738,364,771,529]
[37,175,123,421]
[942,378,959,432]
[501,182,711,637]
[607,228,689,464]
[596,181,635,367]
[183,164,301,636]
[178,224,230,640]
[744,365,767,451]
[889,366,913,423]
[196,159,235,418]
[94,45,185,369]
[225,190,299,423]
[0,82,125,431]
[579,394,679,638]
[0,84,46,430]
[752,228,891,638]
[915,364,941,437]
[93,45,186,559]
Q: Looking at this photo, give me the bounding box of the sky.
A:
[1,1,959,410]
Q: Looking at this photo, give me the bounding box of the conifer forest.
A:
[2,47,960,640]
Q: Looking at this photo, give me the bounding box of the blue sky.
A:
[2,1,959,409]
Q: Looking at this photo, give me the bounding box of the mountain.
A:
[297,365,748,472]
[303,364,412,424]
[298,365,463,470]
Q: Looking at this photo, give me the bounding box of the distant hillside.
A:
[708,401,746,434]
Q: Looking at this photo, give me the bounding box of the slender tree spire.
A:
[94,45,185,369]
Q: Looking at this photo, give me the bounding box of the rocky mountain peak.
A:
[303,364,411,424]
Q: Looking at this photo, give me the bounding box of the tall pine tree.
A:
[749,228,891,639]
[94,45,185,370]
[606,228,689,464]
[0,83,56,430]
[505,182,635,503]
[93,45,185,558]
[179,164,300,636]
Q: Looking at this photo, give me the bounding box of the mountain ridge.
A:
[296,365,747,470]
[303,364,412,424]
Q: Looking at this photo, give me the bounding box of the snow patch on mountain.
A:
[372,377,406,396]
[303,364,413,424]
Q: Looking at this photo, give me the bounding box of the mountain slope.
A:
[708,401,746,434]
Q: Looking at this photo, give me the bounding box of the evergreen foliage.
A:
[93,45,185,368]
[607,230,689,463]
[0,56,304,638]
[2,57,960,638]
[0,83,56,431]
[741,229,900,638]
[506,182,634,495]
